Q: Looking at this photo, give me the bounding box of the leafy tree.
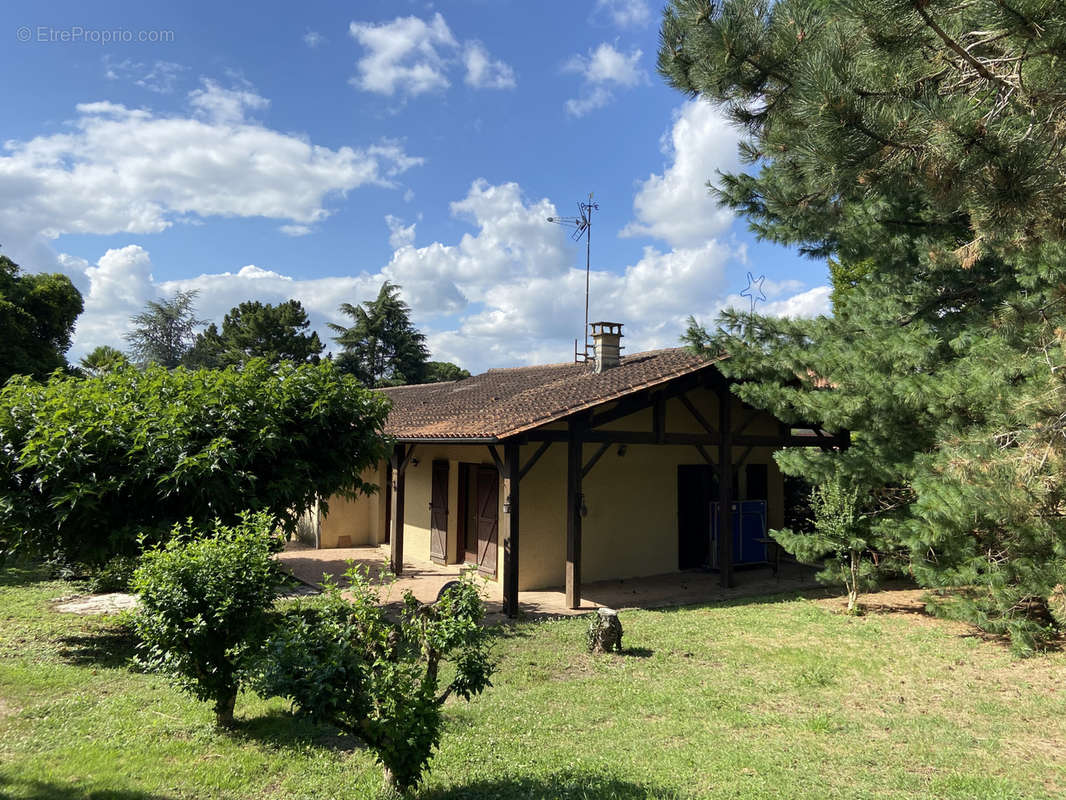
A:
[662,0,1066,650]
[125,290,204,368]
[79,345,130,377]
[331,281,428,387]
[0,255,83,383]
[0,360,390,564]
[254,567,493,793]
[425,361,471,383]
[185,300,323,369]
[773,466,879,613]
[133,513,283,727]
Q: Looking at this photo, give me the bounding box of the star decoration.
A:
[740,271,767,314]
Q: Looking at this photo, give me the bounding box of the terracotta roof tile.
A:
[380,348,723,441]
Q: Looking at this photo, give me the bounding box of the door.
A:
[678,465,716,570]
[475,465,498,577]
[429,460,449,564]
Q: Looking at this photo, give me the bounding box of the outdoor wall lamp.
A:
[410,458,420,467]
[617,444,628,457]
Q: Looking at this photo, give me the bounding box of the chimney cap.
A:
[591,321,623,336]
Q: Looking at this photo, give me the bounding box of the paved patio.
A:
[279,542,824,620]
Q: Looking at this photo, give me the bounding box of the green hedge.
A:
[0,359,390,563]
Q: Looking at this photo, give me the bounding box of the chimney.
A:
[591,321,623,373]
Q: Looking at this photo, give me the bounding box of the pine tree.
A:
[662,0,1066,650]
[185,300,323,369]
[330,282,428,388]
[125,290,205,368]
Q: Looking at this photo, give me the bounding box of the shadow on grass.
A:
[419,771,686,800]
[56,625,139,669]
[231,709,358,752]
[0,775,178,799]
[0,562,53,588]
[622,646,654,658]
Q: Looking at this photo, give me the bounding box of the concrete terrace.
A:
[279,542,824,621]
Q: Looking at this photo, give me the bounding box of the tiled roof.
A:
[381,348,723,441]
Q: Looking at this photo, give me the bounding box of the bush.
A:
[85,555,139,594]
[132,513,283,727]
[0,359,390,564]
[254,566,494,793]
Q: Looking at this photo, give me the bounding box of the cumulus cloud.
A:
[385,214,416,248]
[59,179,825,373]
[348,13,515,97]
[563,43,645,116]
[595,0,653,28]
[621,99,744,248]
[463,42,516,89]
[0,87,423,255]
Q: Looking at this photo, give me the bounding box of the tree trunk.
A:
[214,688,237,728]
[846,549,860,613]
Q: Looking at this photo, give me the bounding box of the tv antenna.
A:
[547,192,599,362]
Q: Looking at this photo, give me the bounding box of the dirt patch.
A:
[52,593,139,615]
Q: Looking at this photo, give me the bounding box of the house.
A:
[313,322,846,616]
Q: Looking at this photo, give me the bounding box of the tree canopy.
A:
[79,345,130,377]
[185,300,323,368]
[0,255,83,384]
[662,0,1066,650]
[330,281,430,387]
[125,290,205,368]
[0,360,390,565]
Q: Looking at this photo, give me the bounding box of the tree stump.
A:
[586,608,623,653]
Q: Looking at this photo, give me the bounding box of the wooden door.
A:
[430,460,449,564]
[475,465,498,577]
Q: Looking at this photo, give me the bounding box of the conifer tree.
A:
[662,0,1066,650]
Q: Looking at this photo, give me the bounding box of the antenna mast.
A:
[546,192,599,362]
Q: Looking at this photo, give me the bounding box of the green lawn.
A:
[1,567,1064,800]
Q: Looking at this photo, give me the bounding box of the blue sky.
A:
[2,0,830,372]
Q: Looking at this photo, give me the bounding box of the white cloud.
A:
[104,57,187,93]
[348,13,515,97]
[762,285,832,318]
[463,42,516,89]
[385,214,416,248]
[303,31,325,48]
[348,13,457,96]
[0,90,423,250]
[563,43,645,116]
[58,180,826,373]
[188,79,270,124]
[279,224,313,237]
[595,0,653,28]
[621,100,744,248]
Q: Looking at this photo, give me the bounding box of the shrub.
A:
[254,567,494,793]
[0,359,390,564]
[85,555,139,594]
[132,513,283,727]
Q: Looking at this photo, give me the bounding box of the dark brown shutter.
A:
[476,466,498,576]
[430,460,449,564]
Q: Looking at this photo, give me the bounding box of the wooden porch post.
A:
[502,443,520,618]
[566,419,584,608]
[390,443,406,575]
[717,386,734,588]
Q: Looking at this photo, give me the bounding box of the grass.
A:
[2,566,1065,799]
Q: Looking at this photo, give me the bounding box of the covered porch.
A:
[280,542,824,620]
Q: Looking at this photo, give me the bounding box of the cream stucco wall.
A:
[318,464,388,548]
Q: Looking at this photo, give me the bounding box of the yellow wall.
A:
[318,464,388,548]
[322,384,791,589]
